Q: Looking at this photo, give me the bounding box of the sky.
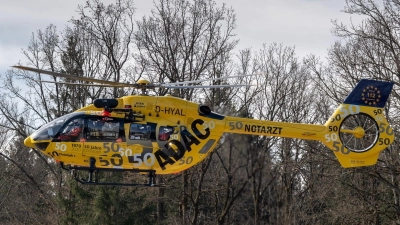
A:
[0,0,366,76]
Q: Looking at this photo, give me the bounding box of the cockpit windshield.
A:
[31,112,84,141]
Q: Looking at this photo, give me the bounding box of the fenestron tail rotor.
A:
[13,66,257,95]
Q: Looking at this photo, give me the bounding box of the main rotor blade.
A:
[13,66,137,87]
[170,73,262,85]
[161,84,254,89]
[34,80,131,87]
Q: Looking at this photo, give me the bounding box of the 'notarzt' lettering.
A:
[244,124,282,135]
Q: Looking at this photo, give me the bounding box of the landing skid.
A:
[60,158,166,187]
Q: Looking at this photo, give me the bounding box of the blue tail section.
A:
[344,79,394,108]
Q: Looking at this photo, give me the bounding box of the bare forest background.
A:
[2,0,400,224]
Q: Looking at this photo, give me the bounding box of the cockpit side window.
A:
[32,112,80,141]
[58,118,84,142]
[129,124,151,140]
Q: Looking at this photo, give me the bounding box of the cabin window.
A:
[87,119,119,140]
[130,124,151,140]
[158,126,174,141]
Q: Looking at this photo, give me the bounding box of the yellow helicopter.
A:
[15,66,395,187]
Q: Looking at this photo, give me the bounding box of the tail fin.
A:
[323,79,394,168]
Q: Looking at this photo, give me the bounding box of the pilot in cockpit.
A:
[58,119,84,141]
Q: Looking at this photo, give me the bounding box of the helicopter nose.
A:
[24,136,50,151]
[24,136,35,148]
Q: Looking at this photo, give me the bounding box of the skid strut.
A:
[88,158,96,182]
[148,171,156,186]
[66,157,165,187]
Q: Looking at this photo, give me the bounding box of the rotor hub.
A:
[137,79,150,85]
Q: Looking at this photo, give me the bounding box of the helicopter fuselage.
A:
[25,95,232,174]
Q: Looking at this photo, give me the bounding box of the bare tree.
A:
[135,0,238,99]
[72,0,136,97]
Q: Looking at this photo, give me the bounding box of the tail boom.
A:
[223,79,394,168]
[223,116,326,141]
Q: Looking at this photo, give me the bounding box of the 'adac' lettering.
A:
[167,140,186,160]
[154,150,175,170]
[155,106,186,116]
[244,124,282,135]
[180,129,200,151]
[154,140,186,170]
[191,119,210,139]
[154,119,209,170]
